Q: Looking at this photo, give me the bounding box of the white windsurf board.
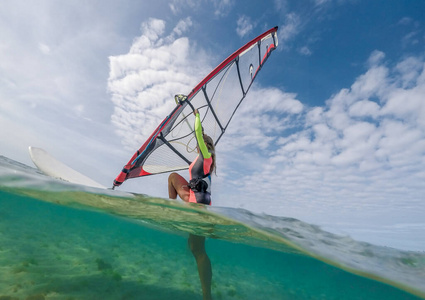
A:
[28,146,106,189]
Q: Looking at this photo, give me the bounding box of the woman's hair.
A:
[203,134,216,175]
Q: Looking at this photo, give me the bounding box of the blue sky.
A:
[1,0,425,250]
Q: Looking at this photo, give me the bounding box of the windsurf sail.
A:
[113,26,279,188]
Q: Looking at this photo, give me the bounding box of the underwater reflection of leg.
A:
[188,234,212,300]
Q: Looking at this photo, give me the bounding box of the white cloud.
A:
[219,87,304,152]
[173,17,193,36]
[348,100,380,118]
[398,17,413,26]
[314,0,331,6]
[299,46,312,56]
[215,51,425,229]
[367,50,385,66]
[236,15,254,38]
[0,1,176,187]
[395,56,423,88]
[211,0,235,17]
[38,43,51,55]
[279,13,301,43]
[350,65,389,99]
[108,18,211,151]
[168,0,208,15]
[139,18,166,42]
[314,0,357,6]
[273,0,288,12]
[169,0,234,17]
[0,1,127,125]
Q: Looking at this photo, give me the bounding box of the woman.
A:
[168,108,215,300]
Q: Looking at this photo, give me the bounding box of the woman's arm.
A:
[194,110,211,159]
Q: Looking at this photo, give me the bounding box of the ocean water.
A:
[0,156,424,300]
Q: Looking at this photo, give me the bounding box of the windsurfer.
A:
[168,108,215,300]
[168,108,215,205]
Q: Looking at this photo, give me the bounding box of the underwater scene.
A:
[1,155,424,300]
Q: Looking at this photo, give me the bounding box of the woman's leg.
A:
[169,173,212,298]
[168,172,190,202]
[189,234,212,300]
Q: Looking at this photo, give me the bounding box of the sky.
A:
[1,0,425,250]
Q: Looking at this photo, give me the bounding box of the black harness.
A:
[187,173,210,193]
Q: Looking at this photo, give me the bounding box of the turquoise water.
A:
[1,156,425,299]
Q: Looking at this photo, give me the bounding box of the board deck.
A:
[28,146,106,189]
